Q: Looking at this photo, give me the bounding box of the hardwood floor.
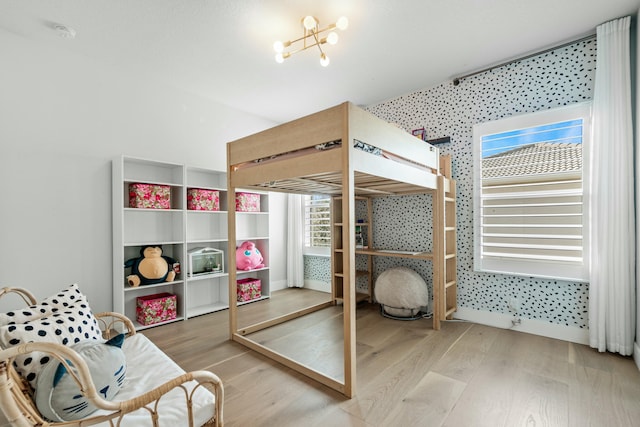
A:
[142,289,640,427]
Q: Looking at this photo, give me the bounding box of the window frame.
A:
[303,194,331,257]
[473,102,591,282]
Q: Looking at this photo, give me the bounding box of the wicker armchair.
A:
[0,287,223,427]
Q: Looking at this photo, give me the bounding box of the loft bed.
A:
[226,101,456,398]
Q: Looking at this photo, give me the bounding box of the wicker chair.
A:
[0,287,223,427]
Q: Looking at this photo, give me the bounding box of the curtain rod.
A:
[452,33,596,86]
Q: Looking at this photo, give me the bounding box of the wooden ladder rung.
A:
[445,196,455,202]
[445,280,456,289]
[445,226,456,232]
[445,253,456,260]
[445,307,457,317]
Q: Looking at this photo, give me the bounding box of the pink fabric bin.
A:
[136,293,177,326]
[237,278,261,302]
[129,183,171,209]
[187,188,220,211]
[235,192,261,212]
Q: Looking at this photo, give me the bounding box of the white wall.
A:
[0,30,280,313]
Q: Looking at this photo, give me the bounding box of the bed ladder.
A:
[433,155,457,330]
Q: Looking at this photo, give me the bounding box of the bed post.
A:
[433,155,457,330]
[227,144,238,338]
[433,175,445,330]
[342,103,356,398]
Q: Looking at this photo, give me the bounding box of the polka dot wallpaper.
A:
[305,39,595,328]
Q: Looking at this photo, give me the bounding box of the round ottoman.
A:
[374,267,429,320]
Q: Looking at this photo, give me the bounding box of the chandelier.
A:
[273,15,349,67]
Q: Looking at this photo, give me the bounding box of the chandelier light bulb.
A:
[327,31,339,45]
[273,40,284,53]
[275,53,284,63]
[320,53,330,67]
[336,16,349,31]
[303,15,318,30]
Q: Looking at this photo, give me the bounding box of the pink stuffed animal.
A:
[236,241,265,271]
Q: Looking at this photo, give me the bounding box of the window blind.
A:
[304,195,331,248]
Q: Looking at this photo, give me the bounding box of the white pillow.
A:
[35,334,126,422]
[0,284,86,326]
[0,302,102,388]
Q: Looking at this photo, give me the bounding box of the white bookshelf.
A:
[112,156,270,330]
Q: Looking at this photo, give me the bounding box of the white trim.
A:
[304,279,331,293]
[452,307,589,345]
[303,247,330,257]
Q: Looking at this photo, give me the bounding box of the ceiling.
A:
[2,0,639,123]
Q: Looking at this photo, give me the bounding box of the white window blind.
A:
[304,195,331,250]
[473,103,591,281]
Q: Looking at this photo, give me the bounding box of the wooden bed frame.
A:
[226,101,456,398]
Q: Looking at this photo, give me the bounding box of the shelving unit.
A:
[112,157,185,331]
[332,196,373,304]
[113,156,270,330]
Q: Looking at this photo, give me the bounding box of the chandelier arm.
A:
[311,29,326,55]
[285,23,336,49]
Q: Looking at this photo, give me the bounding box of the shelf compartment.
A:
[187,210,228,241]
[234,239,269,270]
[186,275,229,318]
[235,212,269,241]
[187,167,227,191]
[123,157,183,186]
[122,282,185,330]
[123,209,184,244]
[334,292,370,305]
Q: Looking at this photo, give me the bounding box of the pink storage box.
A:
[235,192,260,212]
[129,183,171,209]
[237,278,261,302]
[187,188,220,211]
[136,292,177,326]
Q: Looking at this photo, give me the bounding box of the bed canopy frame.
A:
[226,102,456,397]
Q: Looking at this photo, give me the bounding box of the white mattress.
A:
[92,333,215,426]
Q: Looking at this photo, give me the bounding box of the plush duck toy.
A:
[124,245,176,287]
[236,241,264,271]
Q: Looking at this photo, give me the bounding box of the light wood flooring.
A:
[142,288,640,427]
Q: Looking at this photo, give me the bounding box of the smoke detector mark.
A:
[53,24,76,39]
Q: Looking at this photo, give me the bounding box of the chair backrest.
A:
[0,287,48,426]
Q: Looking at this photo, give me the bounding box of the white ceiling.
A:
[2,0,639,123]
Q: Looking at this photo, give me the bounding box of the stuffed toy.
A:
[236,241,264,271]
[124,245,176,287]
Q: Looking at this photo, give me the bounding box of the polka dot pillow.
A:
[0,289,102,388]
[0,283,87,327]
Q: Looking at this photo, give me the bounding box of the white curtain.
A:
[588,16,636,355]
[287,194,305,287]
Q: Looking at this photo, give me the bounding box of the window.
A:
[473,102,591,282]
[304,195,331,255]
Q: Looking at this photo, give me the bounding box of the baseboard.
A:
[634,342,640,371]
[452,307,589,345]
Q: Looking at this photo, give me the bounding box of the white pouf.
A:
[374,267,429,318]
